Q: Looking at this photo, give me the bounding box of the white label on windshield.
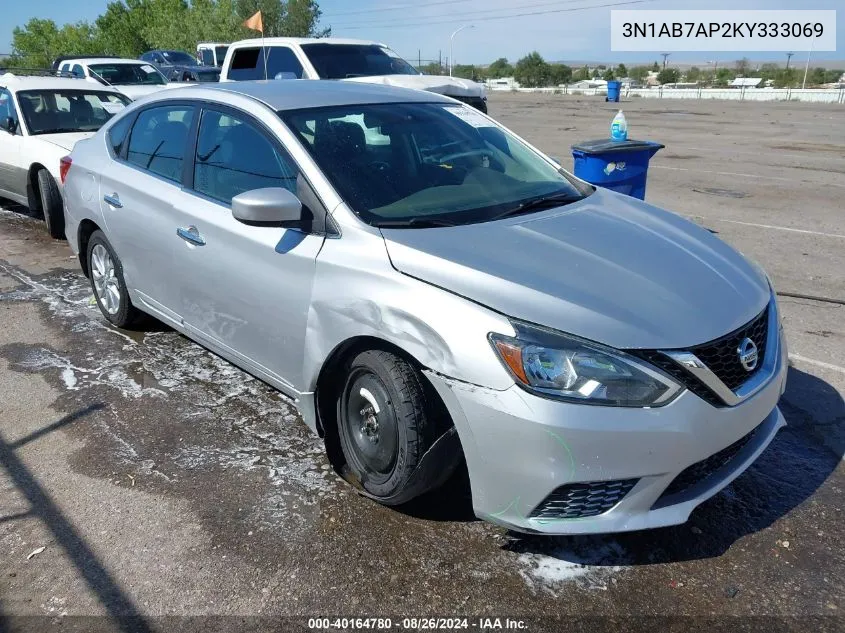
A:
[443,105,492,128]
[101,102,125,113]
[140,64,156,74]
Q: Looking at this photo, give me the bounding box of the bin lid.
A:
[571,139,665,155]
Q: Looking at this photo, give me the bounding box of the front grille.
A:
[634,350,724,407]
[689,308,769,390]
[630,305,769,407]
[655,424,759,505]
[530,479,638,520]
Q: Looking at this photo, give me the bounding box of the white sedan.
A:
[0,73,130,237]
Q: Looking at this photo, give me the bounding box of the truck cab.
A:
[219,37,487,112]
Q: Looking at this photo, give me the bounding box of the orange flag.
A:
[243,10,263,33]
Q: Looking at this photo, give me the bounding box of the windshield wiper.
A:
[490,191,582,222]
[376,217,457,228]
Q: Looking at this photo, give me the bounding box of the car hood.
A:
[36,131,96,152]
[114,84,174,99]
[343,74,485,97]
[380,188,770,350]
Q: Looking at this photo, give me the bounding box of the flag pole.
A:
[262,28,267,80]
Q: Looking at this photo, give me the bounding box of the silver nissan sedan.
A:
[62,81,788,534]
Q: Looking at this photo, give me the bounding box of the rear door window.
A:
[126,105,194,182]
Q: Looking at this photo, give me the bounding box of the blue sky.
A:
[3,0,842,66]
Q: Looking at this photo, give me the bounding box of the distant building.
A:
[485,77,520,91]
[729,77,763,88]
[569,79,607,90]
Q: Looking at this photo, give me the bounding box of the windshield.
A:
[300,44,418,79]
[17,89,131,135]
[281,102,588,227]
[215,46,229,66]
[161,51,196,65]
[90,63,166,85]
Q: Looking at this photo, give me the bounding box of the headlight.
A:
[489,322,682,407]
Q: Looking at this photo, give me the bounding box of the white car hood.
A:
[37,131,96,152]
[343,74,485,98]
[114,84,176,99]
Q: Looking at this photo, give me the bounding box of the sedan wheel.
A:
[91,244,121,315]
[86,230,140,328]
[337,350,443,504]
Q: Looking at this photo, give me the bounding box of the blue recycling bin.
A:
[606,80,621,102]
[571,139,664,200]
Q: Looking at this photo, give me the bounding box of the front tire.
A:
[86,230,140,328]
[337,350,440,504]
[37,169,65,239]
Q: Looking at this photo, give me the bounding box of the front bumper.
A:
[424,324,788,535]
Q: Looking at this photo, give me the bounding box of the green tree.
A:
[602,68,615,81]
[419,61,443,75]
[629,65,649,82]
[656,67,680,84]
[772,68,797,88]
[685,66,701,82]
[452,64,478,81]
[808,67,827,86]
[714,67,735,86]
[615,63,627,77]
[651,61,659,72]
[9,0,328,67]
[573,65,590,81]
[548,63,572,85]
[486,57,513,79]
[513,51,550,88]
[735,57,750,76]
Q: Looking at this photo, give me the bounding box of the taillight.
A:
[59,156,72,184]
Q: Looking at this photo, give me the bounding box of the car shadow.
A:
[503,365,844,565]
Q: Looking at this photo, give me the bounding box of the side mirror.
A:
[0,117,16,134]
[232,187,303,227]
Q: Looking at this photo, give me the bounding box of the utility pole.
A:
[661,53,670,69]
[802,36,815,89]
[785,52,794,70]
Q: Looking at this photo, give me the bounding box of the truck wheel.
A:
[337,350,441,504]
[37,169,65,239]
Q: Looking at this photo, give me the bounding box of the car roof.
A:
[231,37,385,48]
[64,58,147,66]
[0,74,121,93]
[197,80,452,110]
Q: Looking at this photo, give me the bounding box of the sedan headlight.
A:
[490,322,683,407]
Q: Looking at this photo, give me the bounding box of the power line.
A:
[329,0,596,28]
[322,0,476,17]
[333,0,653,31]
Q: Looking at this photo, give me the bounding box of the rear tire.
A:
[86,230,140,328]
[37,169,65,240]
[337,350,440,504]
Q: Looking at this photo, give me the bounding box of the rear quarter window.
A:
[108,114,133,157]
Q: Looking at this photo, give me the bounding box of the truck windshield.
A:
[17,89,131,135]
[281,102,588,228]
[90,63,167,85]
[300,44,418,79]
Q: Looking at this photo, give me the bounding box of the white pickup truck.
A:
[219,37,487,112]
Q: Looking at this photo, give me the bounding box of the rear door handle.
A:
[103,193,122,208]
[176,226,206,246]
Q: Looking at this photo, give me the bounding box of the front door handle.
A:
[103,193,122,208]
[176,225,206,246]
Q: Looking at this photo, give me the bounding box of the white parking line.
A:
[652,164,845,188]
[691,217,845,240]
[790,354,845,375]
